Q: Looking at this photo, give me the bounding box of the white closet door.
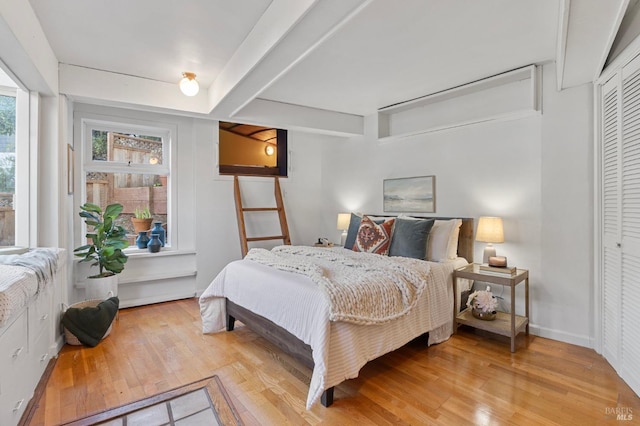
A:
[620,60,640,393]
[602,75,621,369]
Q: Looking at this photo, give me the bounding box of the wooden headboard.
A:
[457,218,474,263]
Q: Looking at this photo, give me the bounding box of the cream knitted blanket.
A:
[245,246,433,325]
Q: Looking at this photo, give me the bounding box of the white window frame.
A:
[76,112,176,252]
[0,86,31,247]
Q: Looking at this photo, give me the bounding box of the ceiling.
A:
[219,122,277,144]
[24,0,631,135]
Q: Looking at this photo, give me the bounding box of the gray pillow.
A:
[389,217,434,259]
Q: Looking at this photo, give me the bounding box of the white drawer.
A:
[0,311,29,426]
[0,310,28,373]
[30,322,52,380]
[0,396,29,426]
[28,288,51,340]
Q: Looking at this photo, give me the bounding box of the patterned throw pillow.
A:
[353,216,395,255]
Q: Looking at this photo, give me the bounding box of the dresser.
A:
[0,249,65,426]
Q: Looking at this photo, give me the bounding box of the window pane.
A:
[92,131,163,165]
[85,171,168,247]
[0,95,16,246]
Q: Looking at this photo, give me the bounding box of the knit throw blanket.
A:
[0,248,59,292]
[245,246,432,325]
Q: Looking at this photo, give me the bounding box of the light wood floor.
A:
[28,298,639,425]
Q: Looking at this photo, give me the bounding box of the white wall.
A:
[540,65,594,346]
[316,63,594,347]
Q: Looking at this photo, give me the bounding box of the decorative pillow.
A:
[447,219,462,259]
[353,216,395,255]
[344,213,385,249]
[389,217,435,259]
[427,219,462,261]
[343,213,362,249]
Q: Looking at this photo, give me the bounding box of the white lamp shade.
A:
[337,213,351,230]
[476,216,504,243]
[179,72,199,96]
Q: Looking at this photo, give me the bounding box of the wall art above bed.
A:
[383,175,435,213]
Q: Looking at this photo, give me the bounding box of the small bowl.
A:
[472,308,497,321]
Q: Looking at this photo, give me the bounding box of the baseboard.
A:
[118,292,196,309]
[51,335,65,355]
[529,324,593,348]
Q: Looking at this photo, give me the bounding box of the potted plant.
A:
[74,202,129,300]
[466,286,499,321]
[131,206,153,234]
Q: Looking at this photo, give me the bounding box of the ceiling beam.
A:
[233,98,363,137]
[210,0,371,133]
[0,1,58,94]
[59,63,212,118]
[206,0,318,114]
[556,0,629,90]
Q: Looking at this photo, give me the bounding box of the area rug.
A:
[60,375,243,426]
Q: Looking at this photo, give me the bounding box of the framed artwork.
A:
[383,175,435,213]
[67,144,74,195]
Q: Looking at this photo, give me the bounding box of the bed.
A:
[200,216,473,409]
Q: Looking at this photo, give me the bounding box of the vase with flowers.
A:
[466,286,499,320]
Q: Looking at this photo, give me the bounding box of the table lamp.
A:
[337,213,351,246]
[476,216,504,264]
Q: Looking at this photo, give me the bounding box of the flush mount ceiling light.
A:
[179,72,199,96]
[265,145,275,156]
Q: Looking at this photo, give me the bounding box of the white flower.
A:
[466,287,498,313]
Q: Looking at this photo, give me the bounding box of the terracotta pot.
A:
[159,176,167,187]
[131,217,153,234]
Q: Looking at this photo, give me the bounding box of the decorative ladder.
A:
[234,176,291,257]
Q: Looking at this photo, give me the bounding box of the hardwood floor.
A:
[28,298,639,425]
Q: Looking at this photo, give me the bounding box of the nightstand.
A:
[453,263,529,352]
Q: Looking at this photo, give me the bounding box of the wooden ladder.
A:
[234,176,291,257]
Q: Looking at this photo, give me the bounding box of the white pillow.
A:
[427,219,462,261]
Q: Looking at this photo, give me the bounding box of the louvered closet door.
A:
[601,75,621,369]
[620,60,640,393]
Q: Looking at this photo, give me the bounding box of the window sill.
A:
[123,248,196,258]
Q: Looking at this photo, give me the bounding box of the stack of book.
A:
[479,264,517,276]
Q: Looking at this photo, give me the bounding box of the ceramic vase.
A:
[136,231,150,249]
[151,221,165,246]
[148,233,162,253]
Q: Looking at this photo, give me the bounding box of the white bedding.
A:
[0,248,61,328]
[199,247,469,409]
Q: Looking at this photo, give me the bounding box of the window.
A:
[218,121,288,176]
[80,117,172,249]
[0,91,16,246]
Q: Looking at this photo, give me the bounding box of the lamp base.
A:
[340,231,347,247]
[482,244,496,264]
